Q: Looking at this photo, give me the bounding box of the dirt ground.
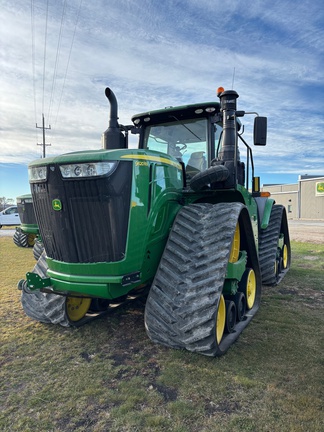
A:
[288,220,324,244]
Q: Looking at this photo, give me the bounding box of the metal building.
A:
[262,176,324,220]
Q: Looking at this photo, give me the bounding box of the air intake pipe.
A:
[102,87,126,149]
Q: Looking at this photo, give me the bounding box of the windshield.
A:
[143,118,221,175]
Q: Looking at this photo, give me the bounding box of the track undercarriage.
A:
[144,202,262,356]
[19,200,290,356]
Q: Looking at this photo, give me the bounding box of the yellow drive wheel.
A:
[66,297,92,322]
[282,244,288,269]
[216,295,226,344]
[229,223,240,263]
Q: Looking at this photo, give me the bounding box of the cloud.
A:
[1,0,323,183]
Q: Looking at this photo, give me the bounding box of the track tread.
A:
[259,204,290,286]
[13,228,29,248]
[144,202,242,356]
[33,238,45,261]
[20,252,70,326]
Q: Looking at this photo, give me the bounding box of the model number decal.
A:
[135,161,149,167]
[121,154,182,170]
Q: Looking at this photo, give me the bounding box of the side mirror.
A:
[254,116,267,146]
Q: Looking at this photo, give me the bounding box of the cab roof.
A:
[132,101,221,126]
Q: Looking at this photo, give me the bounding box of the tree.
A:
[0,197,14,211]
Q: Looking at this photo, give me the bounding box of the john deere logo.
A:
[316,182,324,195]
[52,199,62,211]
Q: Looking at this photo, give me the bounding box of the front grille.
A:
[17,202,37,225]
[31,161,132,263]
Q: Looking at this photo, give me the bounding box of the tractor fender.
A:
[255,197,275,229]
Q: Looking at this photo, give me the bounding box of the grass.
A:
[0,226,20,230]
[0,238,323,431]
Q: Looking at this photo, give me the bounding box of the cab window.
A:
[144,118,207,173]
[143,118,222,177]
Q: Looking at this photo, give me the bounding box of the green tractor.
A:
[13,195,37,248]
[19,86,290,356]
[14,195,44,260]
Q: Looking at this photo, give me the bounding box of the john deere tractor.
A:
[13,195,37,248]
[18,86,290,356]
[14,194,43,260]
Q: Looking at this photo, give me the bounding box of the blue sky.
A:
[1,0,324,201]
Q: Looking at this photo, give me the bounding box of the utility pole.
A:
[36,114,51,158]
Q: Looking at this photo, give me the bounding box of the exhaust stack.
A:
[217,89,239,162]
[102,87,126,149]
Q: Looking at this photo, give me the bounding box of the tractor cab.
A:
[132,102,222,182]
[131,89,266,194]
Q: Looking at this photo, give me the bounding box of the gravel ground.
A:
[1,220,324,243]
[0,229,16,237]
[288,220,324,244]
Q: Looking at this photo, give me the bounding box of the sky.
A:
[1,0,324,201]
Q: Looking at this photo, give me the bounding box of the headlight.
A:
[59,161,117,178]
[28,166,48,182]
[17,198,33,204]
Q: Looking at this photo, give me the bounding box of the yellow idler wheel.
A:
[245,269,256,309]
[66,297,92,322]
[216,295,226,344]
[239,268,257,310]
[229,223,240,263]
[282,244,288,269]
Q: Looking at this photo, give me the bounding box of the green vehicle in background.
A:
[13,195,37,248]
[14,195,43,259]
[19,86,290,356]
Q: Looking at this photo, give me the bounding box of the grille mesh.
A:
[31,161,132,263]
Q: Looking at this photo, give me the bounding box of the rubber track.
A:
[144,202,242,357]
[13,228,29,248]
[33,239,44,261]
[259,205,288,286]
[20,251,70,327]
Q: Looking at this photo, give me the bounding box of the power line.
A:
[47,0,67,124]
[30,0,82,153]
[30,0,38,132]
[42,0,49,115]
[53,0,83,127]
